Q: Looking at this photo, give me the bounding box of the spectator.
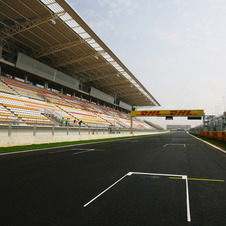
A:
[61,117,64,126]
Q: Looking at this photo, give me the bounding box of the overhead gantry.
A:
[130,109,205,133]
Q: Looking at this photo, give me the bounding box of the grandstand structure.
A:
[0,0,160,130]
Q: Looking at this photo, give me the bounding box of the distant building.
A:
[167,125,191,131]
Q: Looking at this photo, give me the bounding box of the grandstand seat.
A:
[38,89,71,107]
[0,79,16,95]
[0,93,55,125]
[0,104,18,124]
[0,75,43,100]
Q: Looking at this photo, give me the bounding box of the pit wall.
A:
[199,131,226,141]
[0,125,167,147]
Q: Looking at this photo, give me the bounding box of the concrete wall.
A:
[0,125,167,147]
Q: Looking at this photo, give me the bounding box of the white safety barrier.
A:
[0,125,167,147]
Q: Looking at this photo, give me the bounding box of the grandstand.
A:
[0,0,160,132]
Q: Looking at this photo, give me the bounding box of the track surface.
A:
[0,132,225,225]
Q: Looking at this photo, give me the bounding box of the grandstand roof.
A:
[0,0,160,107]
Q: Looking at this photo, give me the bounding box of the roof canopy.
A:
[0,0,160,107]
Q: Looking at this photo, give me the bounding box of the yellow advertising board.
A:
[131,110,204,117]
[200,131,226,141]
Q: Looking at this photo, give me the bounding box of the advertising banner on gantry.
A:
[131,110,204,117]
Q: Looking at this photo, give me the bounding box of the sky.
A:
[66,0,226,128]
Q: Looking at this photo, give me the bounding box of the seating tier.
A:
[0,75,157,129]
[0,93,55,125]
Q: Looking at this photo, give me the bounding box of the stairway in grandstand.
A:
[66,98,118,127]
[54,93,114,127]
[0,79,17,96]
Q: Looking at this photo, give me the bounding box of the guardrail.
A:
[189,113,226,141]
[190,113,226,133]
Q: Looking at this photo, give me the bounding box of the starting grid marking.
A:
[49,149,96,155]
[163,144,186,148]
[73,149,95,155]
[83,172,225,222]
[83,172,192,222]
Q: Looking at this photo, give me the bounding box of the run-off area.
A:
[82,173,188,225]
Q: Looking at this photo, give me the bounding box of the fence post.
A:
[67,125,69,135]
[8,123,12,137]
[130,116,133,134]
[33,124,36,136]
[224,115,226,130]
[52,126,55,136]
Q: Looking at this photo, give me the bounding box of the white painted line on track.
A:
[49,149,95,155]
[185,176,191,222]
[163,144,186,148]
[73,150,95,155]
[0,149,45,156]
[188,133,226,154]
[130,171,187,178]
[83,171,192,222]
[72,148,95,151]
[83,173,129,207]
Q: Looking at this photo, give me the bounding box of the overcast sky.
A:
[67,0,226,128]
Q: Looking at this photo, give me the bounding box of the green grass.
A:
[0,132,166,154]
[190,133,226,150]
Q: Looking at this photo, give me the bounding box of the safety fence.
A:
[190,113,226,141]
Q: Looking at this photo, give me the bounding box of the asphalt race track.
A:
[0,132,225,225]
